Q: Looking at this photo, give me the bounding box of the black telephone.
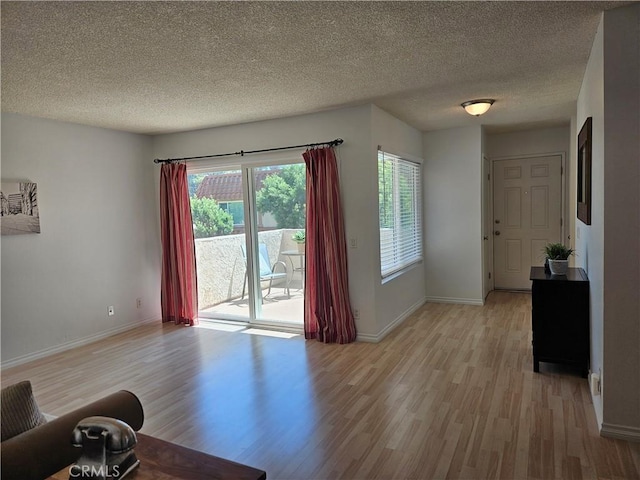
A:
[69,416,140,479]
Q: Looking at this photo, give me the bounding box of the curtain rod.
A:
[153,138,344,164]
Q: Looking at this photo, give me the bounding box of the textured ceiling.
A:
[1,1,633,135]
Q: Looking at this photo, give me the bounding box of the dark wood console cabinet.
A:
[530,266,590,377]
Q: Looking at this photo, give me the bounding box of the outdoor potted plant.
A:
[543,242,574,275]
[292,230,305,253]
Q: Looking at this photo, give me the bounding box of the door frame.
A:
[187,151,306,328]
[482,156,494,300]
[488,151,568,291]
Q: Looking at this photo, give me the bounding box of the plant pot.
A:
[297,242,305,253]
[548,259,568,275]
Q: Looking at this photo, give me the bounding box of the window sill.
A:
[381,259,423,285]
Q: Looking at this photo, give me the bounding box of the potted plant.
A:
[543,242,574,275]
[292,230,305,253]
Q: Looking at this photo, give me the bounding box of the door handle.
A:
[483,236,489,240]
[494,231,501,236]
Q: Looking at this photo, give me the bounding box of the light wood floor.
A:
[3,292,639,479]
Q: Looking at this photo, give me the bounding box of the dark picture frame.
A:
[1,181,41,235]
[577,117,592,225]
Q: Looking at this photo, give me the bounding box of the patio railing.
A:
[194,228,302,309]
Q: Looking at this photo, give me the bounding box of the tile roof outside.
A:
[196,169,282,202]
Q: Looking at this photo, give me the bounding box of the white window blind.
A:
[378,150,422,279]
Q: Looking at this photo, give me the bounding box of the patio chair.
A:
[242,243,290,299]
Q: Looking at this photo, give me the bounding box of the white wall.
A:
[601,4,640,438]
[371,106,426,337]
[569,115,578,264]
[423,126,484,304]
[1,114,160,366]
[577,4,640,439]
[576,14,606,429]
[153,104,425,341]
[485,126,570,159]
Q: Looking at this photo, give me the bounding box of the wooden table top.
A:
[49,433,266,480]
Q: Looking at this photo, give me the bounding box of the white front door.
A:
[493,155,563,290]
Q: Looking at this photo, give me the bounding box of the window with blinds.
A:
[378,150,423,279]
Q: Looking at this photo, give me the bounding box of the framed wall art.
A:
[1,181,41,235]
[577,117,592,225]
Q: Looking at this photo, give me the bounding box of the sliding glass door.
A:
[188,160,305,327]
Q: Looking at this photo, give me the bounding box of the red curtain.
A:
[303,147,356,343]
[159,163,198,326]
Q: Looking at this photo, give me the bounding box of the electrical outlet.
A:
[108,306,115,316]
[590,372,601,396]
[353,309,360,319]
[350,238,358,248]
[136,297,142,309]
[598,368,602,394]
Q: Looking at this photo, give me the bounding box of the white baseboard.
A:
[424,296,484,306]
[590,382,604,432]
[601,422,640,442]
[356,297,426,343]
[355,333,379,343]
[1,317,158,370]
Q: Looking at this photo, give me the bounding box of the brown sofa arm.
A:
[1,390,144,480]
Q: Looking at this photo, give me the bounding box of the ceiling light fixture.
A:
[461,99,495,116]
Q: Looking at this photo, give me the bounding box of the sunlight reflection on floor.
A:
[194,322,246,332]
[243,328,300,339]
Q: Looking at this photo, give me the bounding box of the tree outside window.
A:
[255,164,306,228]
